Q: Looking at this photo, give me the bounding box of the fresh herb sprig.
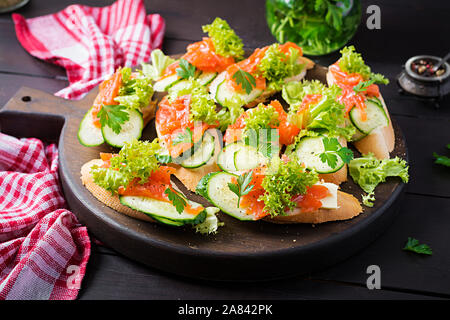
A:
[353,79,375,94]
[433,144,450,167]
[97,104,129,134]
[232,69,256,94]
[403,237,432,255]
[227,171,255,208]
[319,137,353,168]
[164,188,187,214]
[176,59,196,79]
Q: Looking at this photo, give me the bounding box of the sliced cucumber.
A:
[217,142,244,173]
[168,79,192,93]
[197,72,217,86]
[295,136,345,174]
[151,216,185,227]
[203,171,255,221]
[101,108,143,148]
[233,144,267,171]
[179,131,216,168]
[120,194,206,225]
[78,107,105,147]
[349,98,389,135]
[154,74,180,92]
[215,79,263,108]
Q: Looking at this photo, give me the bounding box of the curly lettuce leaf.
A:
[258,44,304,91]
[338,46,389,84]
[141,49,175,80]
[349,153,409,205]
[114,67,154,110]
[259,155,318,217]
[283,80,355,140]
[91,139,162,194]
[193,207,224,235]
[202,17,244,60]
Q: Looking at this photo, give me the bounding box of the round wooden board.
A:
[0,63,408,281]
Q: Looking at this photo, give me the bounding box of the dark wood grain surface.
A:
[0,0,449,299]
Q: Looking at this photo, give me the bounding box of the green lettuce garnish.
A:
[244,103,280,132]
[114,67,154,110]
[348,153,409,206]
[259,155,318,217]
[338,46,389,84]
[283,80,355,140]
[91,139,162,194]
[257,44,305,91]
[141,49,175,80]
[169,78,244,131]
[193,207,224,235]
[202,17,244,60]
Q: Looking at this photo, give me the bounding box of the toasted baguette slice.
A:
[265,190,362,224]
[80,159,155,223]
[156,127,222,192]
[326,71,395,159]
[142,99,158,125]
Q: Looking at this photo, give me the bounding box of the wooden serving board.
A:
[0,64,408,281]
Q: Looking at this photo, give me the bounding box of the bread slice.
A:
[265,190,362,224]
[326,71,395,159]
[142,99,158,126]
[80,159,155,223]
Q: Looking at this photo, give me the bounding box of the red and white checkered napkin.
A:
[0,133,90,300]
[12,0,165,100]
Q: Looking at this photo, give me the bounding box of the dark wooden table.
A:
[1,0,449,300]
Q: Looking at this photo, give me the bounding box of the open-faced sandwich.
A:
[196,155,362,224]
[78,66,156,148]
[80,138,223,234]
[209,41,315,109]
[326,46,394,159]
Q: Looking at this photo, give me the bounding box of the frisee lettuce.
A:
[114,67,154,110]
[202,17,244,60]
[348,153,409,206]
[91,139,162,194]
[259,155,318,217]
[338,46,389,84]
[168,78,244,131]
[257,44,305,91]
[283,80,355,140]
[141,49,175,80]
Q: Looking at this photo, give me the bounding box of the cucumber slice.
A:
[179,131,216,168]
[204,172,255,221]
[295,136,344,174]
[154,74,180,92]
[78,107,105,147]
[349,98,389,135]
[197,72,217,86]
[233,144,267,171]
[151,216,185,227]
[101,109,144,148]
[120,194,206,225]
[215,79,263,108]
[216,142,244,173]
[168,79,192,93]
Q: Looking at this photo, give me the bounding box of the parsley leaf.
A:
[319,137,354,168]
[164,188,187,214]
[172,127,193,145]
[353,79,375,94]
[232,69,256,94]
[433,144,450,167]
[403,237,432,255]
[97,104,129,134]
[176,59,196,79]
[227,171,255,208]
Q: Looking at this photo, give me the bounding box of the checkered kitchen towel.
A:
[12,0,165,100]
[0,133,90,300]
